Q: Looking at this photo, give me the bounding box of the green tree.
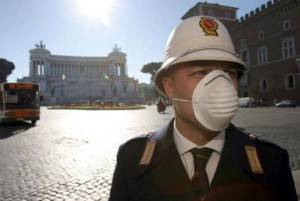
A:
[141,62,162,81]
[0,58,15,83]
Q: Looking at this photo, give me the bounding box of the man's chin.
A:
[177,113,218,134]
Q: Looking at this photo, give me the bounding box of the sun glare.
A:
[77,0,114,27]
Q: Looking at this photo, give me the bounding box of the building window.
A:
[241,49,250,66]
[260,79,268,92]
[282,37,295,59]
[285,74,295,90]
[296,58,300,75]
[283,20,292,31]
[257,46,268,65]
[240,39,246,49]
[225,12,231,18]
[258,31,264,40]
[208,9,214,16]
[0,91,2,110]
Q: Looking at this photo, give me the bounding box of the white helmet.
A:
[154,16,246,94]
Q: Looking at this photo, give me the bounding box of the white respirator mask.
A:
[173,70,238,131]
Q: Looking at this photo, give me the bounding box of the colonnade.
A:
[31,60,45,76]
[30,61,127,79]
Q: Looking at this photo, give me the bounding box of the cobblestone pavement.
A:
[0,106,299,200]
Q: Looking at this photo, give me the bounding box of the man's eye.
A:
[226,71,237,76]
[191,71,209,77]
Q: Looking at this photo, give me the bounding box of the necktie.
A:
[190,148,213,196]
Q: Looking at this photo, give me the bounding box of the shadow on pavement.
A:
[0,122,34,139]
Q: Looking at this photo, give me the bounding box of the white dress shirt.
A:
[173,122,225,184]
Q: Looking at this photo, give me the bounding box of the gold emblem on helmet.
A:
[199,17,219,36]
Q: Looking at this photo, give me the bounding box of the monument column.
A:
[38,61,44,76]
[121,63,126,77]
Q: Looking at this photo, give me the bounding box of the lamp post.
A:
[61,74,66,104]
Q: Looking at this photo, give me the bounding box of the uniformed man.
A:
[109,16,298,201]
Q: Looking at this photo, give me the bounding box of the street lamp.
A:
[61,74,66,104]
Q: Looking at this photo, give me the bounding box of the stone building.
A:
[18,42,142,105]
[182,0,300,105]
[182,2,238,28]
[230,0,300,105]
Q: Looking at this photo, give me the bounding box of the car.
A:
[275,100,296,108]
[238,97,254,107]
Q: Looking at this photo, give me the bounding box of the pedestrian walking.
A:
[109,16,297,201]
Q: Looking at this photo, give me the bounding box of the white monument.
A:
[19,41,142,105]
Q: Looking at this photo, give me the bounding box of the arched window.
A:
[285,74,295,90]
[241,49,250,66]
[257,46,268,65]
[0,91,3,110]
[283,20,292,31]
[240,39,246,49]
[258,31,264,40]
[282,37,295,59]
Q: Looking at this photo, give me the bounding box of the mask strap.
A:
[172,97,192,103]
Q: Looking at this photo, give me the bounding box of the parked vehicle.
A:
[275,100,296,108]
[0,82,40,124]
[238,97,254,107]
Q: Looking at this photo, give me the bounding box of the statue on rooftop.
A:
[35,40,46,49]
[112,44,121,52]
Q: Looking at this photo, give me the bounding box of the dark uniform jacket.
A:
[109,120,298,201]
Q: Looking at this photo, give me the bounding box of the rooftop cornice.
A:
[232,0,300,30]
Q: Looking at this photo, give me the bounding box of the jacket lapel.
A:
[137,119,199,201]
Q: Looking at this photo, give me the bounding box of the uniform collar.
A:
[138,120,255,185]
[173,120,225,155]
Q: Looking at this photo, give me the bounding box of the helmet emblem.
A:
[199,17,219,36]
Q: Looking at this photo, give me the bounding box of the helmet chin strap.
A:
[172,97,192,103]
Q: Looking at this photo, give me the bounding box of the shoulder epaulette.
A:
[245,145,264,174]
[245,133,264,174]
[139,132,157,165]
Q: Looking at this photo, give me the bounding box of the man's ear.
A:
[161,77,174,98]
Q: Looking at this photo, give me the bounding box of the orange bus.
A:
[0,82,40,124]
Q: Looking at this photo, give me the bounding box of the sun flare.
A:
[77,0,114,26]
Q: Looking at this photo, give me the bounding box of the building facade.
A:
[18,42,142,105]
[230,0,300,105]
[182,2,238,28]
[182,0,300,105]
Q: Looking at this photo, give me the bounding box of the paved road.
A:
[0,106,299,200]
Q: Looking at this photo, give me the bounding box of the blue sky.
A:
[1,0,267,84]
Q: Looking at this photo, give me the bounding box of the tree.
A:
[140,62,163,101]
[141,62,162,81]
[0,58,15,83]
